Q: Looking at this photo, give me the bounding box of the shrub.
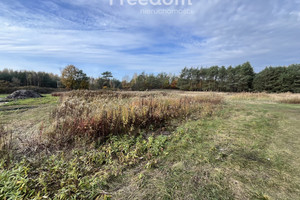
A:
[48,91,223,147]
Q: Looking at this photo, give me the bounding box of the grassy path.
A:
[0,95,58,153]
[113,100,300,199]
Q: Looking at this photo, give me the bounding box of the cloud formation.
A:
[0,0,299,78]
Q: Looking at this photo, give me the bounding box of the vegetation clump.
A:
[49,91,222,147]
[0,134,169,199]
[0,91,223,199]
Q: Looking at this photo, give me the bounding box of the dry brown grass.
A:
[47,90,223,147]
[227,92,271,100]
[271,93,300,104]
[278,97,300,104]
[226,92,300,104]
[0,124,13,159]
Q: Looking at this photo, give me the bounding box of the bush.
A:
[48,91,223,147]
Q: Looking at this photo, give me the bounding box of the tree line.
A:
[176,62,299,93]
[0,68,60,88]
[1,62,299,93]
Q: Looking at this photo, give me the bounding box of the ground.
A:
[0,94,58,153]
[0,92,300,199]
[111,98,300,199]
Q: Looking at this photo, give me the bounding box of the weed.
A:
[48,91,222,147]
[0,133,170,199]
[0,124,13,165]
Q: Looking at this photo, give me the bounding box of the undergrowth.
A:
[0,91,222,199]
[48,91,222,148]
[2,91,300,199]
[0,133,169,199]
[0,124,13,163]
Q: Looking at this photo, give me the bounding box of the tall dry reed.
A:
[48,91,223,147]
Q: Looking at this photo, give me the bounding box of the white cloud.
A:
[0,0,300,78]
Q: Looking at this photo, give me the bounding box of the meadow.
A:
[0,91,300,199]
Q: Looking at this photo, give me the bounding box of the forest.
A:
[0,62,299,93]
[176,62,300,93]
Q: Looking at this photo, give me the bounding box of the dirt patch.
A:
[6,90,42,99]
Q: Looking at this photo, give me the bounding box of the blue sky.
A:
[0,0,300,79]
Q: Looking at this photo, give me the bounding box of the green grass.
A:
[0,131,169,199]
[0,95,59,145]
[2,94,58,106]
[0,94,8,99]
[1,95,300,199]
[0,95,58,123]
[111,101,300,199]
[0,94,58,115]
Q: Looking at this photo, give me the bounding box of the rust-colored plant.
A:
[48,91,223,147]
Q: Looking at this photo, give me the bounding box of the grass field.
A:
[114,100,300,199]
[0,94,7,99]
[0,91,300,199]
